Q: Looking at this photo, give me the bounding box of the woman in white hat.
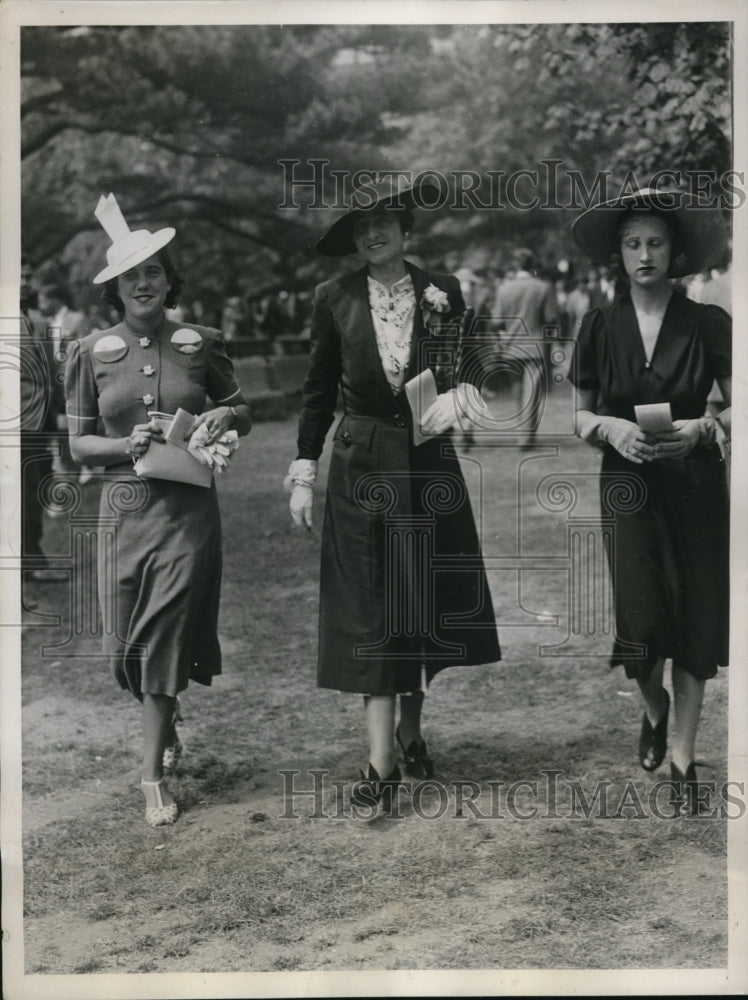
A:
[65,195,251,827]
[569,188,731,814]
[285,178,500,810]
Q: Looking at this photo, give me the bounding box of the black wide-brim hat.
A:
[571,187,728,279]
[315,177,442,257]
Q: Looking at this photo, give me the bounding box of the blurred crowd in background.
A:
[18,240,732,580]
[22,250,733,358]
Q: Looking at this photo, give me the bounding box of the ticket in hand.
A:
[634,402,674,433]
[404,369,439,446]
[160,407,200,444]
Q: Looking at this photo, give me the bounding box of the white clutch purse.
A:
[133,410,213,488]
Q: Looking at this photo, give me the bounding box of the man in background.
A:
[493,247,558,449]
[37,280,92,482]
[19,258,66,581]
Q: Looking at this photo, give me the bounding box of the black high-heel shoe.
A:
[639,689,670,772]
[670,761,706,817]
[396,725,434,779]
[350,763,402,812]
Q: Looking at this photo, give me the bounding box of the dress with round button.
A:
[64,318,245,699]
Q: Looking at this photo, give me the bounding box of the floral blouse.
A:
[367,273,416,393]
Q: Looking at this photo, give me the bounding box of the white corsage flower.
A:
[422,283,450,313]
[420,282,454,334]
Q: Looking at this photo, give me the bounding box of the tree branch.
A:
[21,89,66,119]
[22,118,267,171]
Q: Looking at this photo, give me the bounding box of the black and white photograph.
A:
[1,1,747,997]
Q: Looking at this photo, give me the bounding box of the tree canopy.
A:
[21,21,732,304]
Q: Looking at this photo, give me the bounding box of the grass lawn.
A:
[17,382,729,978]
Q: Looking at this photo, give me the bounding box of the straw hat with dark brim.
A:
[92,193,176,284]
[315,177,442,257]
[571,187,727,278]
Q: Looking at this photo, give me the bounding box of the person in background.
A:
[38,282,90,347]
[492,247,558,448]
[687,247,731,315]
[597,264,616,304]
[37,282,92,483]
[565,274,591,340]
[584,266,607,310]
[221,294,249,343]
[569,188,730,815]
[19,257,66,582]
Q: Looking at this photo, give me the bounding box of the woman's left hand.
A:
[192,406,235,445]
[653,420,702,460]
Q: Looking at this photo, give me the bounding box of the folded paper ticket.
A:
[404,369,439,446]
[634,402,674,433]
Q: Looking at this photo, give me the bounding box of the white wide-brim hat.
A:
[571,187,727,279]
[92,193,176,284]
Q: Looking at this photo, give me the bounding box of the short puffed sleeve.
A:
[205,331,244,406]
[701,304,732,379]
[567,308,602,391]
[64,339,99,435]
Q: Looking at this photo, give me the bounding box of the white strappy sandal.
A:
[141,778,179,827]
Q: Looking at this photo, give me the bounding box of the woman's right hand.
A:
[127,419,165,458]
[283,459,317,531]
[600,417,656,464]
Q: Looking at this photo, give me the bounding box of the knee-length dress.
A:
[65,319,244,698]
[570,292,731,680]
[297,263,501,695]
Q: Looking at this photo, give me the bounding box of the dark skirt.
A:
[97,470,222,698]
[317,415,501,694]
[602,444,729,681]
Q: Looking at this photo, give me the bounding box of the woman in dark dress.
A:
[65,195,251,826]
[569,188,730,814]
[285,178,500,806]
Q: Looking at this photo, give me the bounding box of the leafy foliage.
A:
[21,21,731,303]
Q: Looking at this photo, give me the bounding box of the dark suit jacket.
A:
[293,260,500,693]
[297,261,465,459]
[494,272,558,343]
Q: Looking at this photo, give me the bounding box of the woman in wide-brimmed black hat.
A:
[569,188,731,814]
[284,177,500,810]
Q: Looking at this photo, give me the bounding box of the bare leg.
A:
[636,656,668,726]
[142,693,175,782]
[363,694,396,778]
[671,665,705,773]
[398,690,425,747]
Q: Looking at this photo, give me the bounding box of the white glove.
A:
[420,382,487,435]
[289,484,313,528]
[420,390,460,435]
[283,459,318,529]
[455,381,490,426]
[187,425,240,472]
